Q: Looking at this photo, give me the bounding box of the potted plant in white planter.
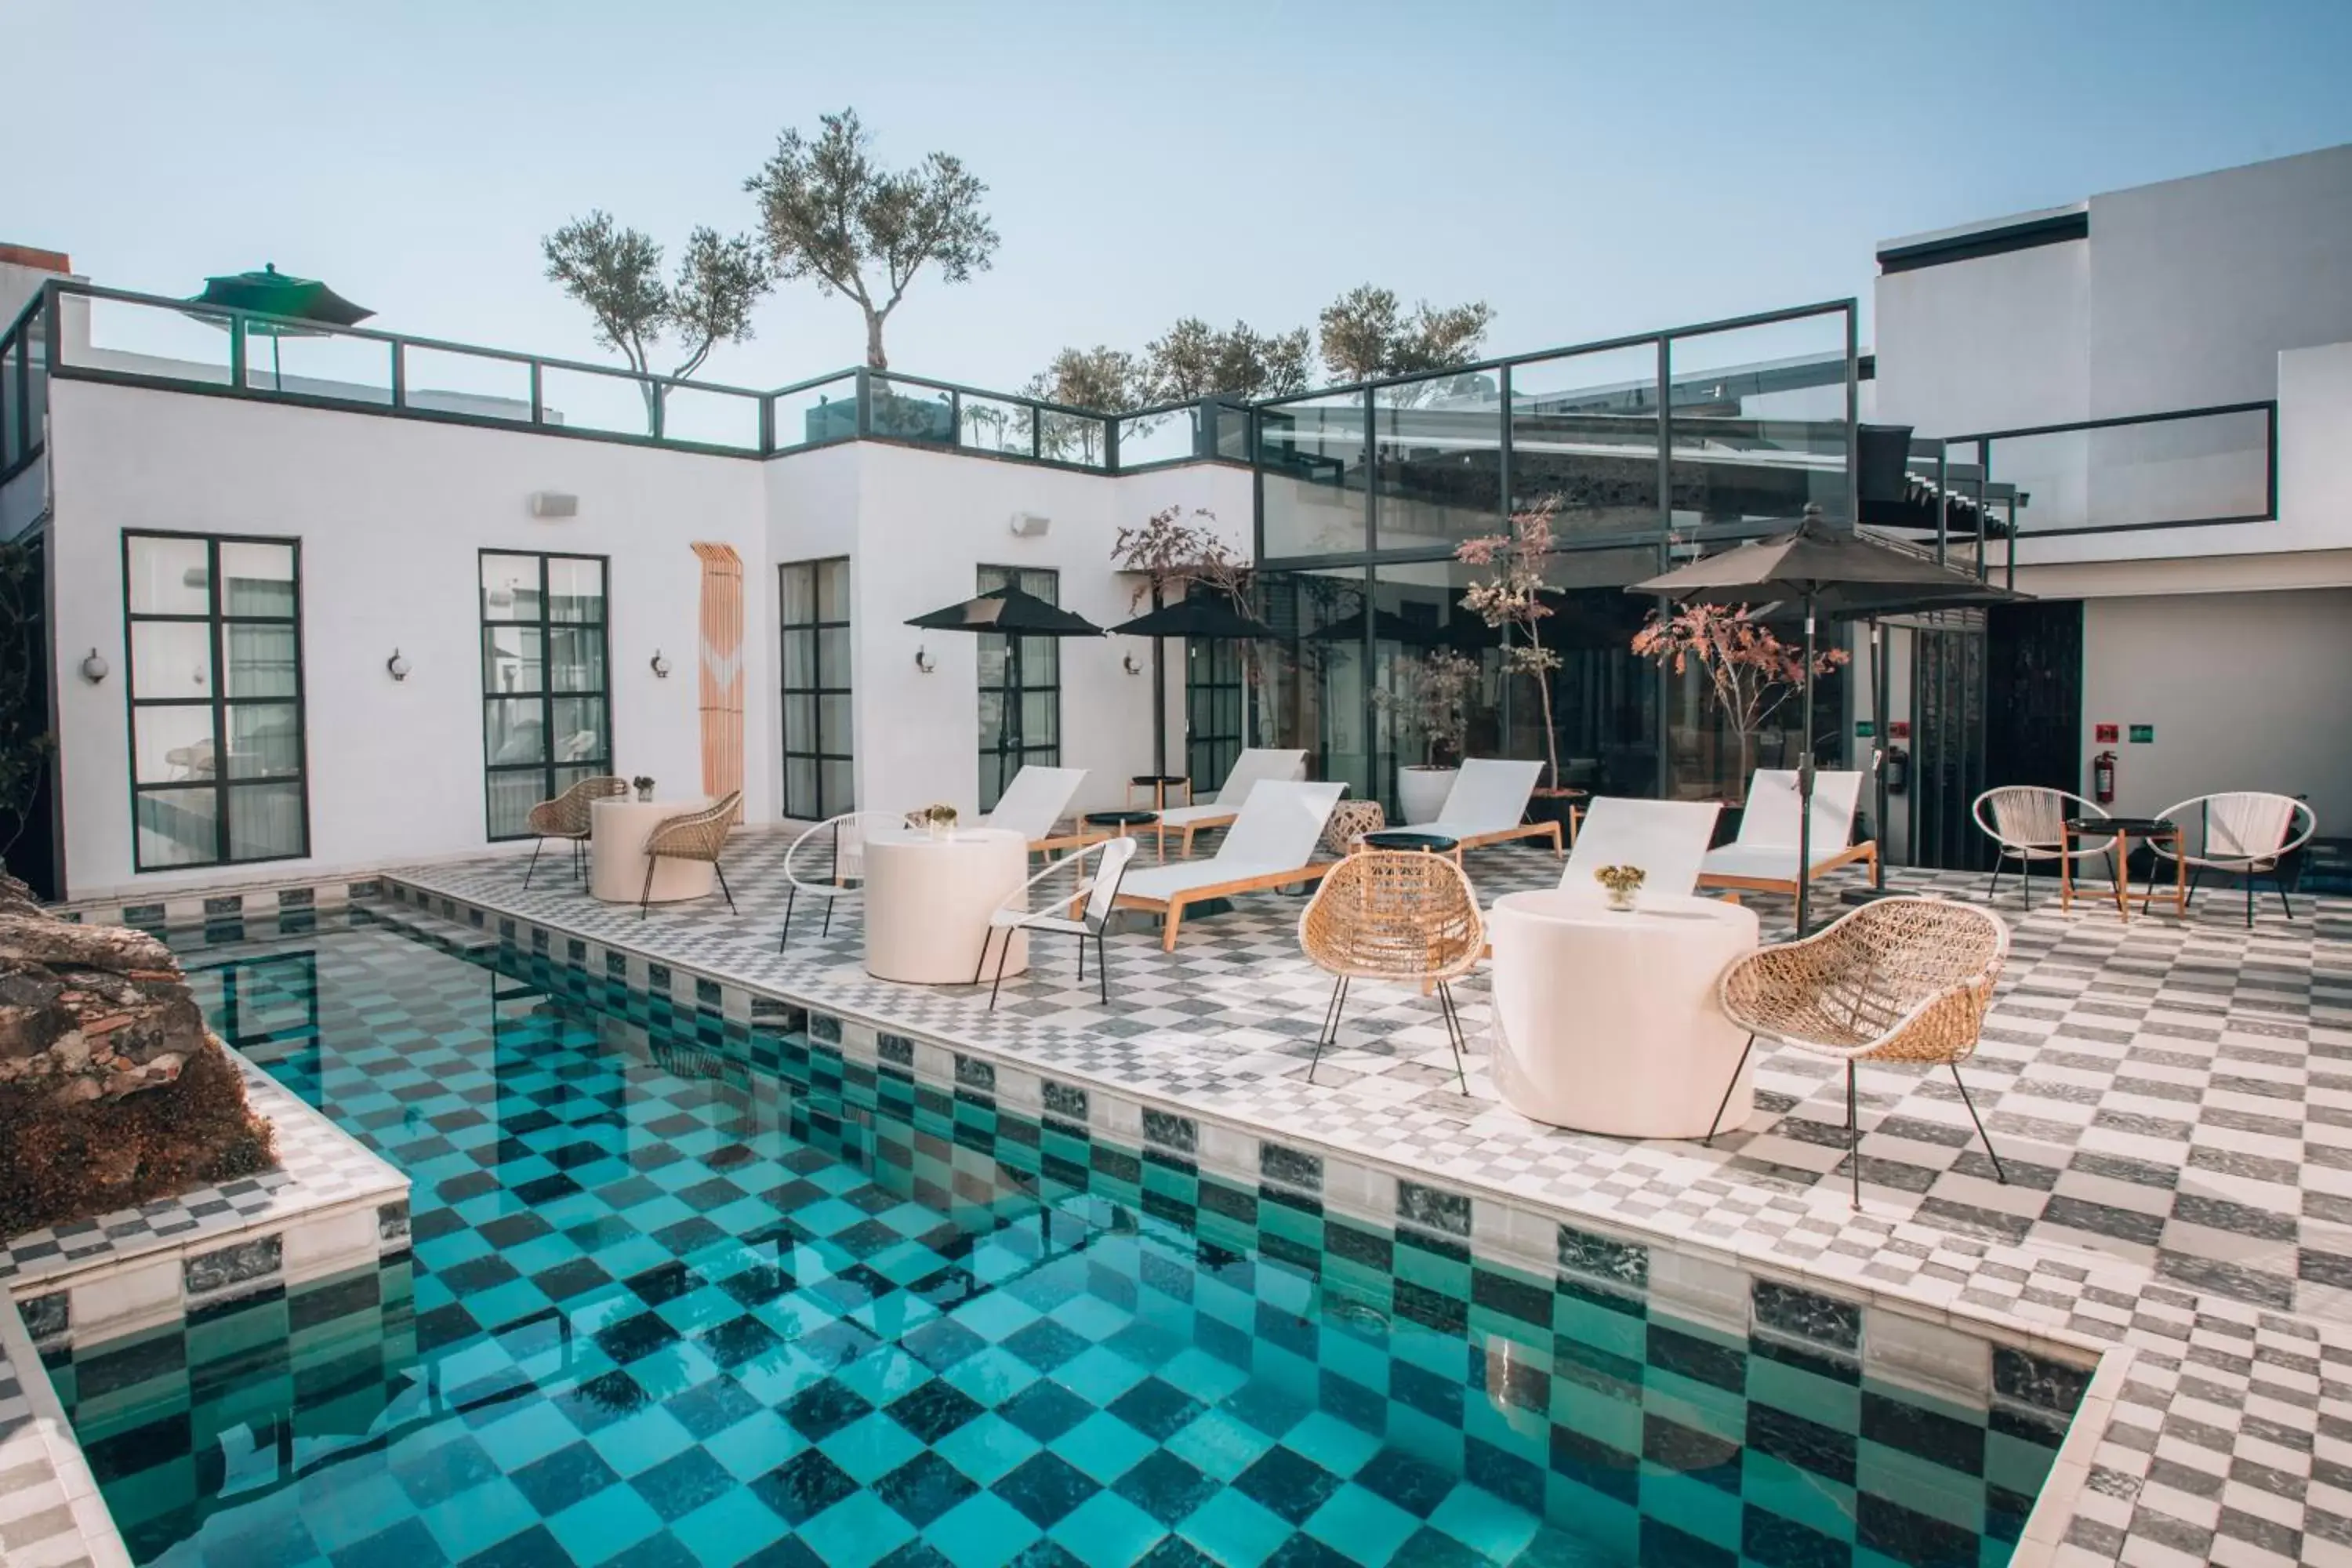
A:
[1377,648,1478,823]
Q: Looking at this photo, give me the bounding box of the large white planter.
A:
[1397,766,1457,824]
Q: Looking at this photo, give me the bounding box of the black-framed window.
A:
[977,564,1059,811]
[1185,637,1244,795]
[780,557,852,820]
[480,551,612,840]
[124,532,308,870]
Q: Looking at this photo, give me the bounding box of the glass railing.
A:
[34,282,1174,474]
[1926,404,2276,540]
[0,291,45,483]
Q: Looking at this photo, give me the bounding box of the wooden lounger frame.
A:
[1696,839,1880,897]
[1115,861,1339,951]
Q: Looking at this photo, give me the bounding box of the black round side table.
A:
[1086,808,1163,862]
[1127,775,1190,812]
[1361,829,1461,857]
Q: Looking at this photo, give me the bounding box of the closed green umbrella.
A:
[185,263,374,392]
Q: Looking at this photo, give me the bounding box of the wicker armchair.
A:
[1298,850,1485,1092]
[638,790,743,917]
[1972,786,2115,909]
[523,775,628,887]
[1707,896,2010,1207]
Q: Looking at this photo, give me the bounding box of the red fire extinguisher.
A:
[2092,750,2117,804]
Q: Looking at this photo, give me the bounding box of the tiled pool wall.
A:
[49,873,387,935]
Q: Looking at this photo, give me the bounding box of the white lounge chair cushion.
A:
[1561,798,1721,899]
[1733,768,1864,852]
[1699,841,1859,881]
[982,765,1089,841]
[1422,759,1544,840]
[1119,780,1345,902]
[1118,859,1306,903]
[1157,802,1241,829]
[1207,749,1308,807]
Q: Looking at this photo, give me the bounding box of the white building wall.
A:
[45,379,772,899]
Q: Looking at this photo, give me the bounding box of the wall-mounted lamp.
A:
[913,647,936,674]
[650,650,671,679]
[1122,653,1143,676]
[386,649,410,682]
[79,648,108,684]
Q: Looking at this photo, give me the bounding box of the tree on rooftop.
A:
[1318,284,1494,386]
[1020,347,1144,463]
[745,107,1000,371]
[1142,318,1312,403]
[541,212,769,419]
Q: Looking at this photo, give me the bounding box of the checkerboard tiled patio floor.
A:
[387,829,2352,1566]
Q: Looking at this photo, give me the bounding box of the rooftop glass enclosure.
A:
[1246,301,1865,813]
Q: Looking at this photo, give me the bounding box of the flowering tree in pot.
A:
[1630,601,1849,806]
[1374,648,1478,823]
[1457,498,1572,818]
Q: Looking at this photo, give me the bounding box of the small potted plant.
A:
[1375,648,1478,824]
[1593,864,1646,913]
[920,802,959,840]
[631,775,655,803]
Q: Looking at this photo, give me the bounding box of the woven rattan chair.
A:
[2151,792,2318,927]
[1706,896,2010,1207]
[523,775,627,888]
[1298,850,1485,1092]
[1972,786,2114,909]
[638,790,743,917]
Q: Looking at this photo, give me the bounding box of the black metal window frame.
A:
[122,529,310,872]
[976,564,1062,812]
[779,557,853,820]
[478,549,613,841]
[1185,637,1245,793]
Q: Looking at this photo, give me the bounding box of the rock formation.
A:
[0,870,275,1236]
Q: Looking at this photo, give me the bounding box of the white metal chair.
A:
[1699,769,1878,897]
[1158,748,1308,856]
[779,811,891,949]
[974,835,1139,1009]
[2151,792,2318,927]
[980,765,1090,850]
[1419,758,1563,857]
[1972,786,2116,909]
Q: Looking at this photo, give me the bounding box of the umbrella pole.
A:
[1871,616,1888,889]
[272,333,283,394]
[1151,584,1167,778]
[1797,593,1817,937]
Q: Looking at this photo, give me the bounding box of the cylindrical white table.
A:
[1487,891,1760,1138]
[589,797,717,904]
[863,827,1030,985]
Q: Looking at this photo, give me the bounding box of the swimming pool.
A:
[49,913,2082,1566]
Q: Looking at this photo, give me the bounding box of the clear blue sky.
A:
[9,0,2349,394]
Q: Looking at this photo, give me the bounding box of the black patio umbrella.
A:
[1110,593,1275,775]
[186,263,374,392]
[1631,505,2013,933]
[908,586,1105,781]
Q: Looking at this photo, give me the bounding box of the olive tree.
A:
[745,108,1000,370]
[542,212,768,421]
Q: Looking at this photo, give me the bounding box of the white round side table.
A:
[863,827,1030,985]
[589,797,717,904]
[1487,891,1760,1138]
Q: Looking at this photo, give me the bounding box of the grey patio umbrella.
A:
[908,586,1105,782]
[185,263,375,393]
[1631,505,2013,933]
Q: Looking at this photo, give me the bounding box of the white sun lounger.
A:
[1159,748,1308,856]
[1697,768,1877,897]
[980,765,1091,851]
[1420,759,1564,857]
[1557,797,1723,900]
[1117,780,1346,949]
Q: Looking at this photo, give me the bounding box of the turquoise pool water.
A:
[49,912,2080,1566]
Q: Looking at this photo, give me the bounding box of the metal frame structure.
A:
[975,564,1063,812]
[122,529,311,872]
[779,557,854,821]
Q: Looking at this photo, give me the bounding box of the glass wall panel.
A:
[123,532,308,869]
[403,346,534,422]
[540,364,655,438]
[779,557,854,821]
[960,394,1035,457]
[773,374,859,452]
[1258,394,1369,559]
[659,383,762,450]
[869,377,956,444]
[64,296,234,383]
[1373,372,1502,553]
[1116,408,1200,468]
[479,553,611,839]
[1254,567,1371,803]
[1509,345,1663,540]
[241,327,392,403]
[1664,312,1851,535]
[1037,410,1108,468]
[1988,407,2271,536]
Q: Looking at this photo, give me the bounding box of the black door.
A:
[1910,621,1988,869]
[1984,601,2084,797]
[0,531,58,898]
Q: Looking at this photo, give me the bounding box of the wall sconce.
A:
[386,649,410,682]
[913,647,936,674]
[79,648,109,684]
[650,650,671,679]
[1122,653,1143,676]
